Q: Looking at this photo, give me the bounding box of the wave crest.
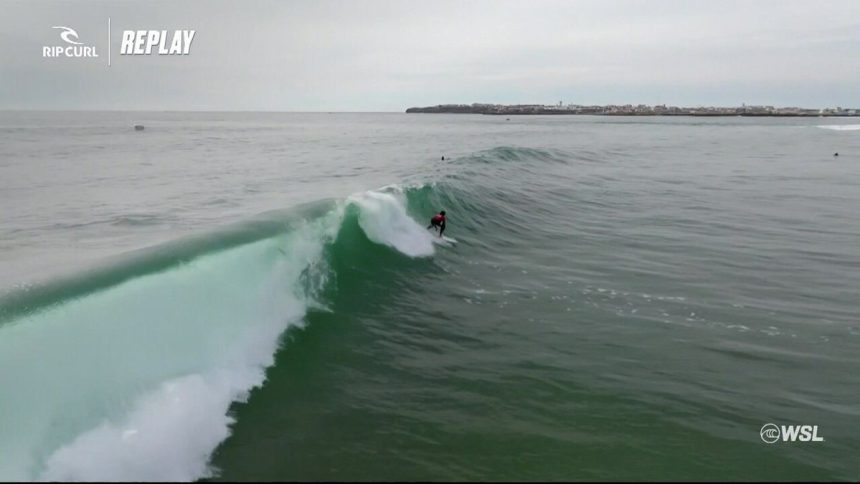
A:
[348,188,436,258]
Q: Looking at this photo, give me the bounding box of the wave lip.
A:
[348,188,436,258]
[0,200,337,324]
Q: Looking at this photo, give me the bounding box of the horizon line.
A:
[0,109,406,114]
[3,102,859,113]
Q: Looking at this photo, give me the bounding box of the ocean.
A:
[0,112,858,481]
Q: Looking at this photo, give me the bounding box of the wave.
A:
[0,145,569,481]
[0,201,337,323]
[348,188,437,257]
[465,146,570,164]
[0,186,441,481]
[817,124,860,131]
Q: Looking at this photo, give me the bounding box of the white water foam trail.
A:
[40,371,251,481]
[348,188,436,258]
[0,209,342,481]
[817,124,860,131]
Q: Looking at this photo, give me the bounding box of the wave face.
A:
[0,187,435,481]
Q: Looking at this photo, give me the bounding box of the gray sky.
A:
[2,0,859,111]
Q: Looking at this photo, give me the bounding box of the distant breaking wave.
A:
[817,124,860,131]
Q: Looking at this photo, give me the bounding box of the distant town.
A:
[406,102,859,117]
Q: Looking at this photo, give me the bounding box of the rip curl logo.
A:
[53,26,82,45]
[760,423,824,443]
[43,25,99,58]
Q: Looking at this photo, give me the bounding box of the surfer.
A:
[427,210,446,237]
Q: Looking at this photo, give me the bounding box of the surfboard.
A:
[432,235,458,246]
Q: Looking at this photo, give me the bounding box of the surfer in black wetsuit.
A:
[427,210,446,237]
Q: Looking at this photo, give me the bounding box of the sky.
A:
[1,0,859,111]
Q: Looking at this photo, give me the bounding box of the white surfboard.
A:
[432,235,458,246]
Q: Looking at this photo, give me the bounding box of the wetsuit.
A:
[427,213,446,236]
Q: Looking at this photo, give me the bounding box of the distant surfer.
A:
[427,210,446,237]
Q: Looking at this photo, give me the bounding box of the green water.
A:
[213,158,859,481]
[1,114,858,481]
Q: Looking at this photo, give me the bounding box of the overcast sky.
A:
[1,0,859,111]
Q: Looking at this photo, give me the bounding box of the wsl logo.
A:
[760,423,824,444]
[43,26,99,58]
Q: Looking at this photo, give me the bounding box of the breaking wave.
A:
[0,186,443,481]
[816,124,860,131]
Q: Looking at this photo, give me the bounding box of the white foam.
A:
[40,371,253,481]
[348,189,435,257]
[817,124,860,131]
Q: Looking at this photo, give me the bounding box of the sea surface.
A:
[1,112,859,481]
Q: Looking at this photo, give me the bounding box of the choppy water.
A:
[1,112,859,481]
